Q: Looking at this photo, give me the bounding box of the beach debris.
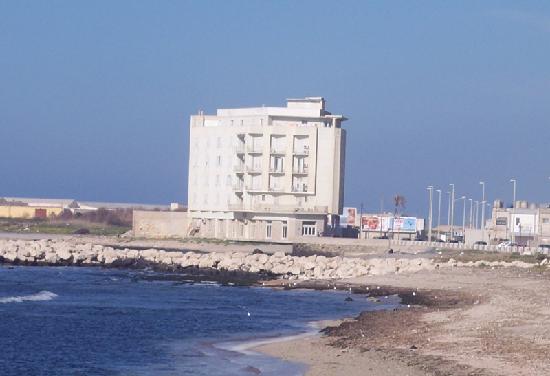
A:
[387,248,394,254]
[410,345,418,350]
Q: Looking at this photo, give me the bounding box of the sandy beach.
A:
[256,266,550,376]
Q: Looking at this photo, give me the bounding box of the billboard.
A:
[342,207,357,226]
[512,214,536,234]
[361,216,391,232]
[391,217,417,232]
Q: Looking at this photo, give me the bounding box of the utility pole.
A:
[427,186,433,242]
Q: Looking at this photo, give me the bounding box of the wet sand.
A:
[256,266,550,375]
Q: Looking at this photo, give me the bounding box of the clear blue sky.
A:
[1,1,549,218]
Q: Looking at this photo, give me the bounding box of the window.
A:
[302,221,316,236]
[217,156,222,166]
[543,218,550,224]
[266,221,272,239]
[262,194,266,202]
[282,221,288,239]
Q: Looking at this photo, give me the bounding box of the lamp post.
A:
[469,198,473,229]
[480,181,486,241]
[436,189,442,240]
[510,178,516,208]
[427,186,433,242]
[475,200,479,229]
[450,184,455,241]
[447,191,451,226]
[460,196,466,242]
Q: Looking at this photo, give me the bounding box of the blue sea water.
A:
[0,266,399,376]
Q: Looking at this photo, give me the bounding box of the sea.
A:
[0,266,399,376]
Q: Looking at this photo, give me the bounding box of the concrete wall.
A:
[0,206,64,219]
[133,210,189,239]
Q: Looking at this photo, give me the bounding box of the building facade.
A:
[187,97,347,242]
[488,200,550,246]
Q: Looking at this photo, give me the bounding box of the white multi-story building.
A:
[187,97,347,241]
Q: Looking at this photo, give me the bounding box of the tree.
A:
[393,195,406,216]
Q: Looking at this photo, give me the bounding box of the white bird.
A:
[247,312,251,317]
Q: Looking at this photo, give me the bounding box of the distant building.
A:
[0,197,169,219]
[488,200,550,246]
[187,97,347,241]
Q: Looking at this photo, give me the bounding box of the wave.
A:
[0,291,58,304]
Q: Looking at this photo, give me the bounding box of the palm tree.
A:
[393,195,406,216]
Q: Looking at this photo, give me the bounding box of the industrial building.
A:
[186,97,347,241]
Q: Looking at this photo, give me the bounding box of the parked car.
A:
[539,244,550,250]
[497,241,518,249]
[474,241,487,246]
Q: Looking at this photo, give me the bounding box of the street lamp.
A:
[450,183,455,240]
[436,189,442,239]
[427,186,433,242]
[475,200,479,229]
[510,178,516,208]
[453,196,466,242]
[479,181,486,241]
[468,198,473,229]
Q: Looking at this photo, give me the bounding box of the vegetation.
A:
[0,208,132,236]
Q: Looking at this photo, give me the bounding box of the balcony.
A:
[269,167,285,174]
[268,186,284,192]
[245,185,262,191]
[270,148,286,155]
[246,165,262,174]
[293,147,309,156]
[292,167,309,175]
[228,203,244,211]
[232,183,244,192]
[292,184,308,193]
[247,145,263,154]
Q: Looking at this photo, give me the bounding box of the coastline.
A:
[4,236,550,375]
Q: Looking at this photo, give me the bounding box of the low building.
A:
[487,200,550,246]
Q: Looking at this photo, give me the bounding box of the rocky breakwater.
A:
[0,239,541,280]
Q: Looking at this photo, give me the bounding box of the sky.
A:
[1,1,549,219]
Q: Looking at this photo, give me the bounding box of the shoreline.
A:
[5,237,550,374]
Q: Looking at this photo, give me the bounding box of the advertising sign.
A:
[512,214,536,234]
[342,207,357,226]
[392,217,417,232]
[361,216,391,232]
[496,217,507,226]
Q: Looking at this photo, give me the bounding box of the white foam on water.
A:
[0,291,58,304]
